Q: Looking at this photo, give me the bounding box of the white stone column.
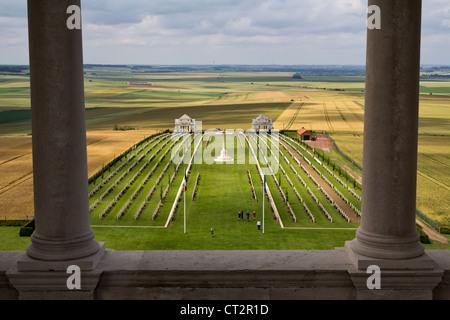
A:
[19,0,104,271]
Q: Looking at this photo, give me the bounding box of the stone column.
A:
[344,1,445,299]
[346,0,433,266]
[19,0,104,271]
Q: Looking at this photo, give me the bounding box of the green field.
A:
[0,66,449,250]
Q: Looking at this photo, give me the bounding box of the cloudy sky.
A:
[0,0,449,65]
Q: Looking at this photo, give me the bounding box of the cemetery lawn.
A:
[2,226,450,251]
[0,224,358,251]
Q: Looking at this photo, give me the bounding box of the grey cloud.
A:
[0,0,449,65]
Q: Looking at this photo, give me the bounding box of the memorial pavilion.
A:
[174,114,196,133]
[252,114,274,133]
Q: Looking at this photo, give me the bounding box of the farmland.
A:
[0,65,449,250]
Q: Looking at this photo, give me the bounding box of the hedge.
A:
[19,219,35,237]
[416,224,431,244]
[0,220,29,227]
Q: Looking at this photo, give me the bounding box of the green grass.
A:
[0,223,356,252]
[0,109,31,125]
[0,227,32,250]
[3,224,450,251]
[419,85,450,94]
[0,87,29,94]
[89,225,357,250]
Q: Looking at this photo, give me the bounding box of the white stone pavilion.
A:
[252,114,274,132]
[174,114,196,133]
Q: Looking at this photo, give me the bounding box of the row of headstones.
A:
[191,173,201,201]
[96,134,182,220]
[243,133,280,223]
[270,135,318,223]
[90,133,168,199]
[311,161,358,214]
[132,134,192,221]
[166,133,203,225]
[95,134,170,203]
[283,134,361,205]
[306,186,333,222]
[281,135,359,214]
[161,134,194,202]
[250,134,296,223]
[247,170,258,202]
[279,135,345,223]
[310,150,361,215]
[334,202,351,223]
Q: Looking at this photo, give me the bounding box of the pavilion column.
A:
[346,0,436,267]
[18,0,104,271]
[344,0,445,299]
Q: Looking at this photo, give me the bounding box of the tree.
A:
[292,72,303,79]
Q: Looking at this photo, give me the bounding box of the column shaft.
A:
[349,0,424,260]
[26,0,101,262]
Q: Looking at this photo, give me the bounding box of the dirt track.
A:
[304,134,335,150]
[416,219,448,244]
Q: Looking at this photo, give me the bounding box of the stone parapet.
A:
[1,249,449,300]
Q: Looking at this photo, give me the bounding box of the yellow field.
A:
[0,129,157,219]
[274,91,365,135]
[0,135,33,220]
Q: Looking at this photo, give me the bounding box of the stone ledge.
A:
[1,248,449,300]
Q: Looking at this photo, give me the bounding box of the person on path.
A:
[246,210,250,222]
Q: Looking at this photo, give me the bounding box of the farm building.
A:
[174,114,196,132]
[252,114,274,132]
[297,128,314,141]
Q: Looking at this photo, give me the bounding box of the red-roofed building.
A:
[297,128,313,141]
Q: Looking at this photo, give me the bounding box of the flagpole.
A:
[263,174,265,234]
[184,168,186,234]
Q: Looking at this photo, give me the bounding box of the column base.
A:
[348,228,426,261]
[344,241,444,300]
[5,268,103,300]
[345,240,435,270]
[17,242,105,272]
